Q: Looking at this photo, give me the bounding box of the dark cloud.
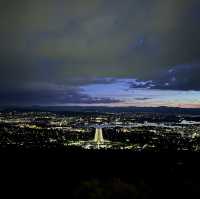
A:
[0,87,120,106]
[134,98,152,101]
[0,0,200,104]
[149,63,200,90]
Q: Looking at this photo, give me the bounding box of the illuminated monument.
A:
[94,128,104,145]
[66,126,121,149]
[92,127,113,149]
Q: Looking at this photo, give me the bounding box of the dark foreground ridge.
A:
[1,150,200,199]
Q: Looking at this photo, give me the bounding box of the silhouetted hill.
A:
[2,106,200,115]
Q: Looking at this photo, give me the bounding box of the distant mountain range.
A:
[2,106,200,115]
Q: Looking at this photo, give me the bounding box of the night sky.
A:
[1,0,200,107]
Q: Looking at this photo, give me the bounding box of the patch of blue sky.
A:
[79,78,200,107]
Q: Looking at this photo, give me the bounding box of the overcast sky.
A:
[1,0,200,107]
